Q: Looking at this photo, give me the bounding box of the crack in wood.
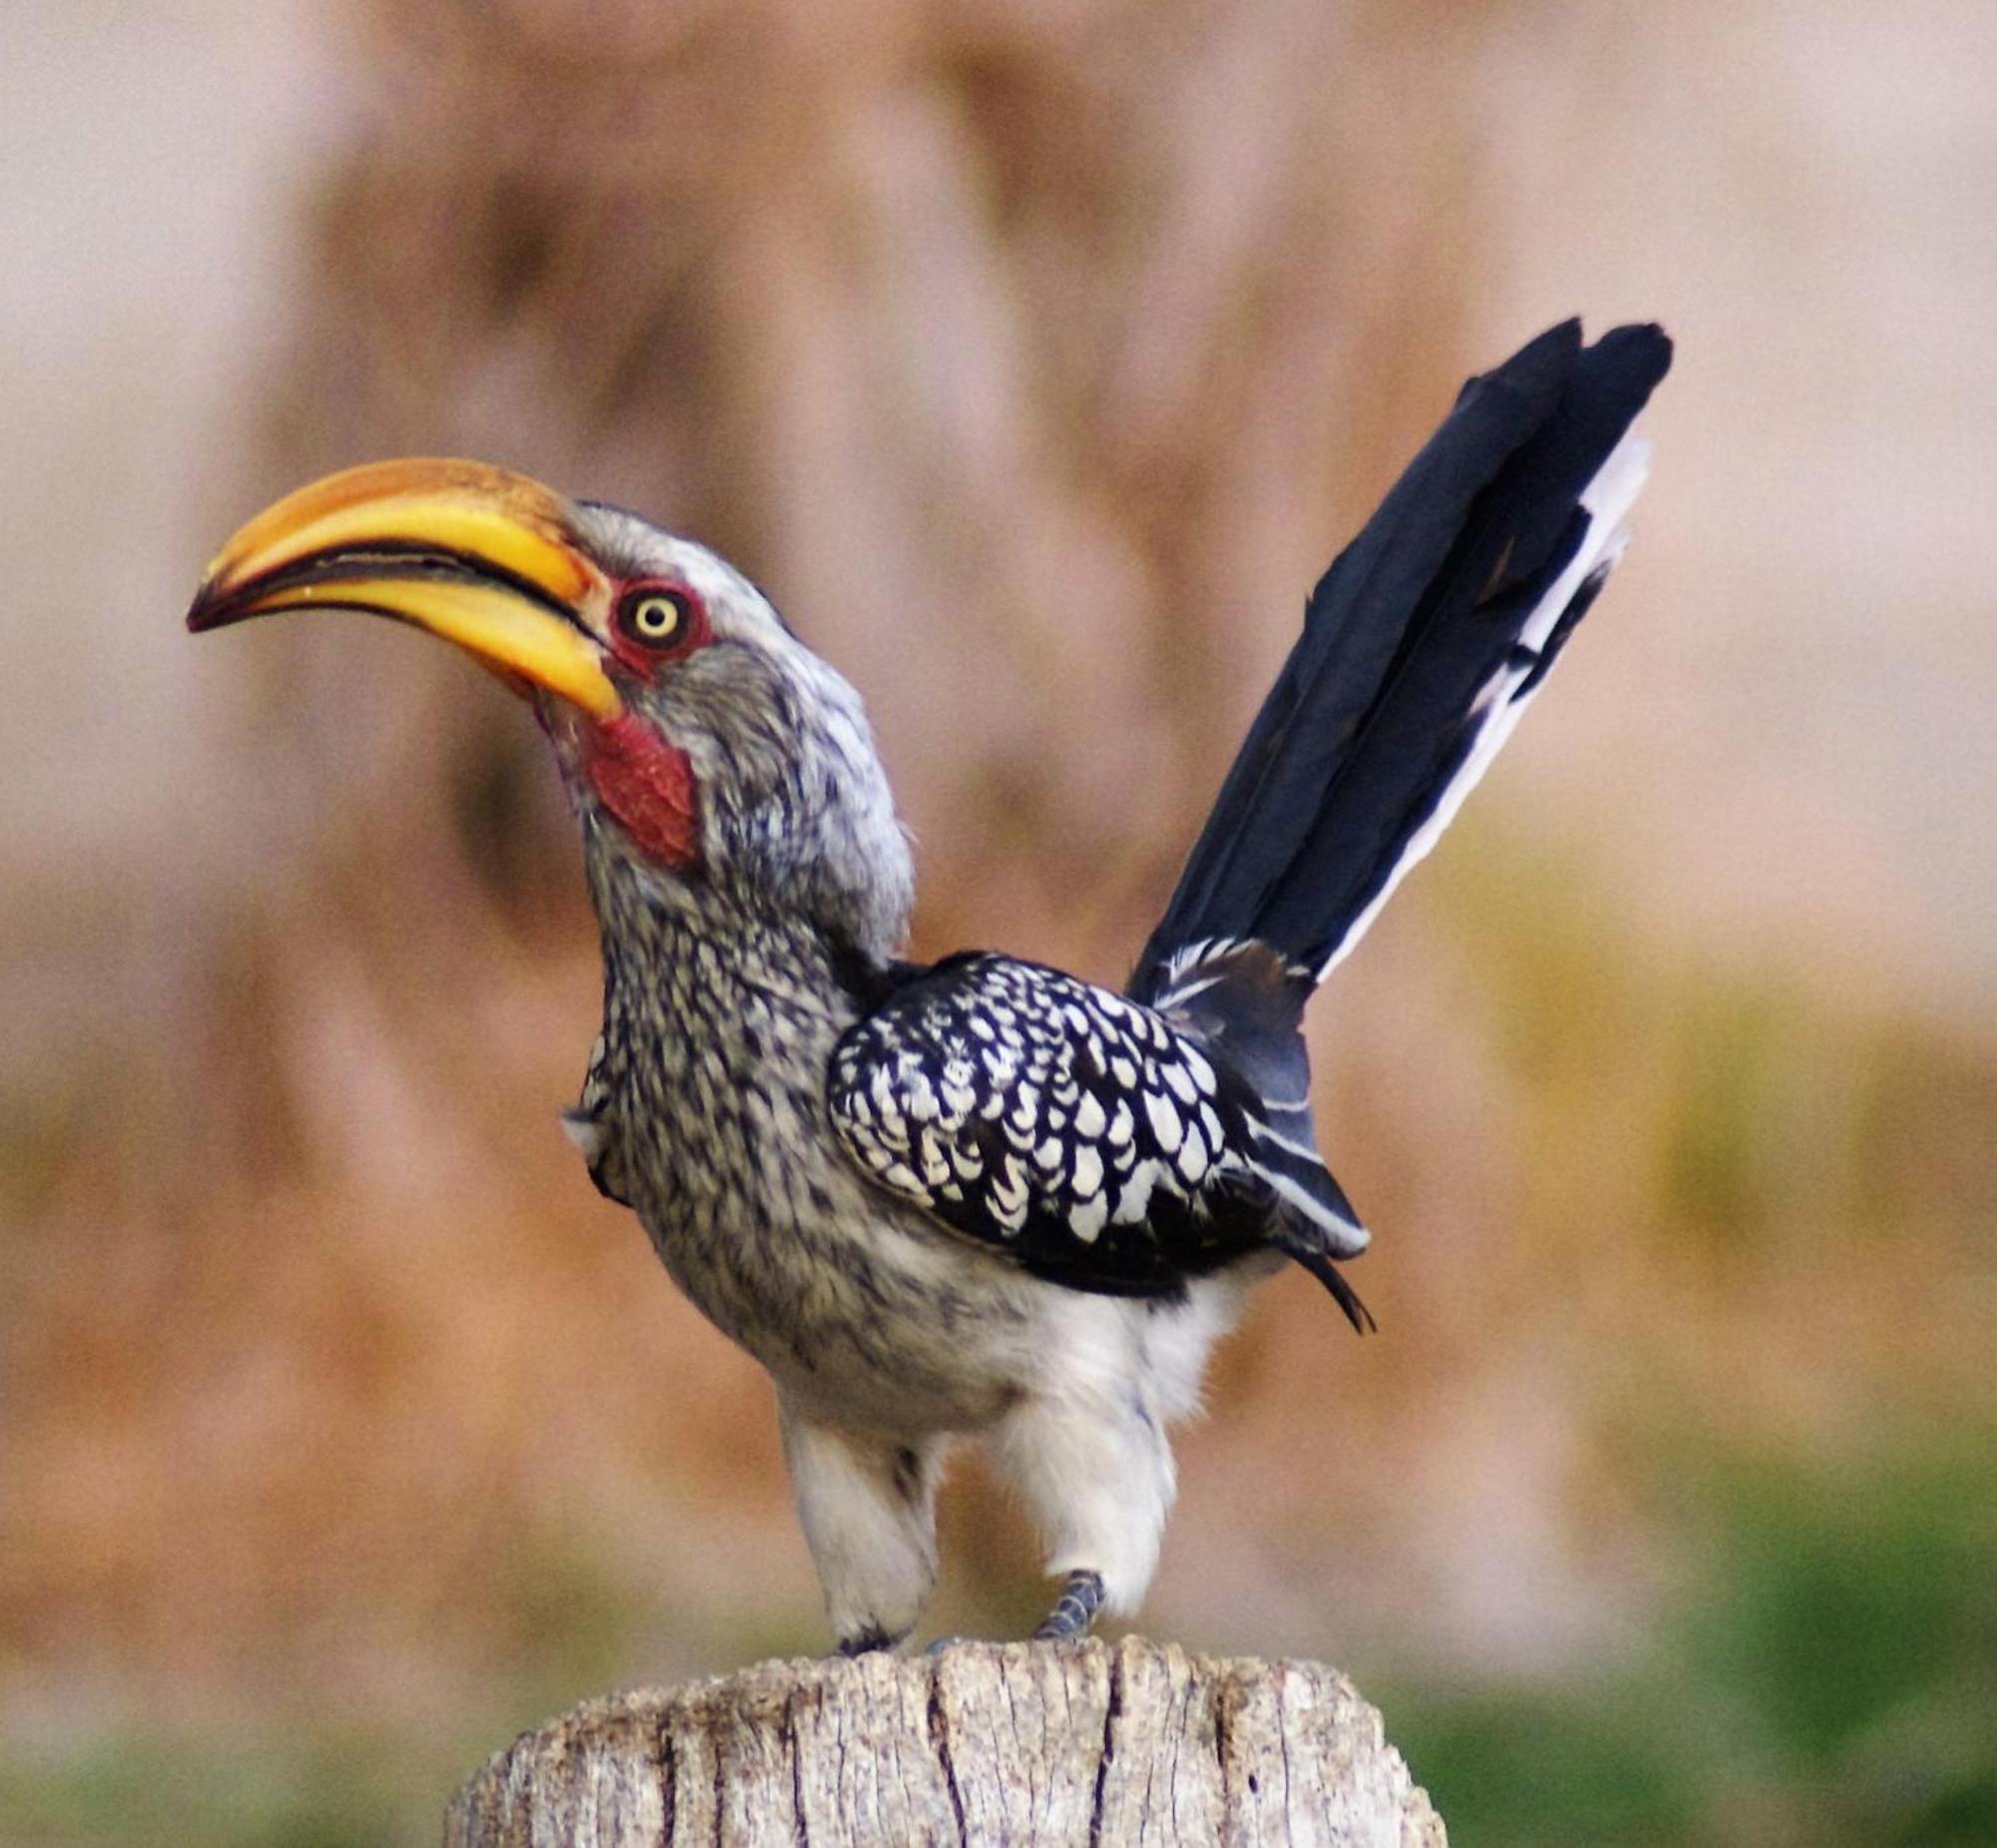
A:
[708,1719,725,1847]
[782,1688,809,1845]
[924,1665,970,1845]
[657,1714,677,1844]
[1087,1645,1123,1847]
[1211,1673,1235,1822]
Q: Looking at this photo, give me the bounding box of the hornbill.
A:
[188,318,1671,1652]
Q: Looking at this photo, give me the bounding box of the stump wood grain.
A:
[444,1637,1445,1846]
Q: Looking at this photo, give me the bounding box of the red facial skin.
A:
[579,580,710,870]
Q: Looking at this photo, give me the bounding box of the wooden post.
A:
[445,1637,1445,1845]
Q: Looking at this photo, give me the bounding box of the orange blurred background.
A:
[3,3,1992,1841]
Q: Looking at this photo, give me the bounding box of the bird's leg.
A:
[991,1388,1175,1638]
[1033,1569,1106,1641]
[779,1397,946,1657]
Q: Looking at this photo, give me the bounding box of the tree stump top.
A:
[445,1635,1445,1846]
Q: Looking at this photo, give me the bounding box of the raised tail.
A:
[1131,318,1671,996]
[1130,318,1672,1306]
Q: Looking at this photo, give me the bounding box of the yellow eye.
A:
[619,589,692,648]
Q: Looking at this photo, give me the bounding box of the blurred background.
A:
[3,1,1993,1842]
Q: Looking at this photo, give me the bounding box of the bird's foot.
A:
[833,1623,902,1658]
[923,1634,968,1656]
[1032,1569,1105,1642]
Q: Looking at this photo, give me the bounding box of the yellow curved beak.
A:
[186,458,623,721]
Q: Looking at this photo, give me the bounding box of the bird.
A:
[187,316,1671,1653]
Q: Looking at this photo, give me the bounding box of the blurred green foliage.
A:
[1384,1440,1997,1846]
[0,1731,423,1848]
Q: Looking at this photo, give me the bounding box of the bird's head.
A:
[188,459,913,952]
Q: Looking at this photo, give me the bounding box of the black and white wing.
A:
[828,953,1372,1328]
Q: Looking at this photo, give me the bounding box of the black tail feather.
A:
[1283,1241,1378,1336]
[1131,319,1671,994]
